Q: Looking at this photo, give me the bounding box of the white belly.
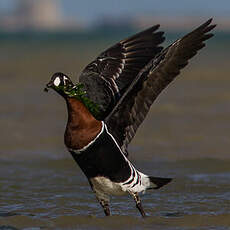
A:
[90,176,127,196]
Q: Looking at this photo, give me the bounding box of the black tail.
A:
[148,176,172,189]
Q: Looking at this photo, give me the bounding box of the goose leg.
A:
[131,192,146,218]
[99,199,110,216]
[92,183,111,216]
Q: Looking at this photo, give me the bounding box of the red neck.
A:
[64,97,102,150]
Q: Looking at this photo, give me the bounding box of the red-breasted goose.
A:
[45,19,215,217]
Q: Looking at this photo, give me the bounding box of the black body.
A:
[69,124,131,182]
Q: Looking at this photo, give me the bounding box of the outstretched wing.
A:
[79,25,165,120]
[106,19,216,155]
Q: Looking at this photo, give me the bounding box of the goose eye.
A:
[54,77,61,86]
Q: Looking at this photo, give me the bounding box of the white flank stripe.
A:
[104,123,125,155]
[104,124,136,182]
[104,124,150,192]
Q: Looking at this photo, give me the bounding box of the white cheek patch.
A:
[54,77,61,86]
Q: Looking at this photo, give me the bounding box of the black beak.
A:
[44,81,53,92]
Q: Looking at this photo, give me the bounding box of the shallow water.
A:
[0,31,230,229]
[1,159,230,229]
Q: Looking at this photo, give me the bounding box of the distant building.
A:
[0,0,82,31]
[15,0,62,29]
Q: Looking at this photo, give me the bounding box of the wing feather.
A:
[79,25,165,119]
[106,19,216,154]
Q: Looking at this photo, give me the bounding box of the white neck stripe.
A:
[69,121,104,154]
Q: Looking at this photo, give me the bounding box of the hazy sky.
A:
[1,0,230,25]
[60,0,230,22]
